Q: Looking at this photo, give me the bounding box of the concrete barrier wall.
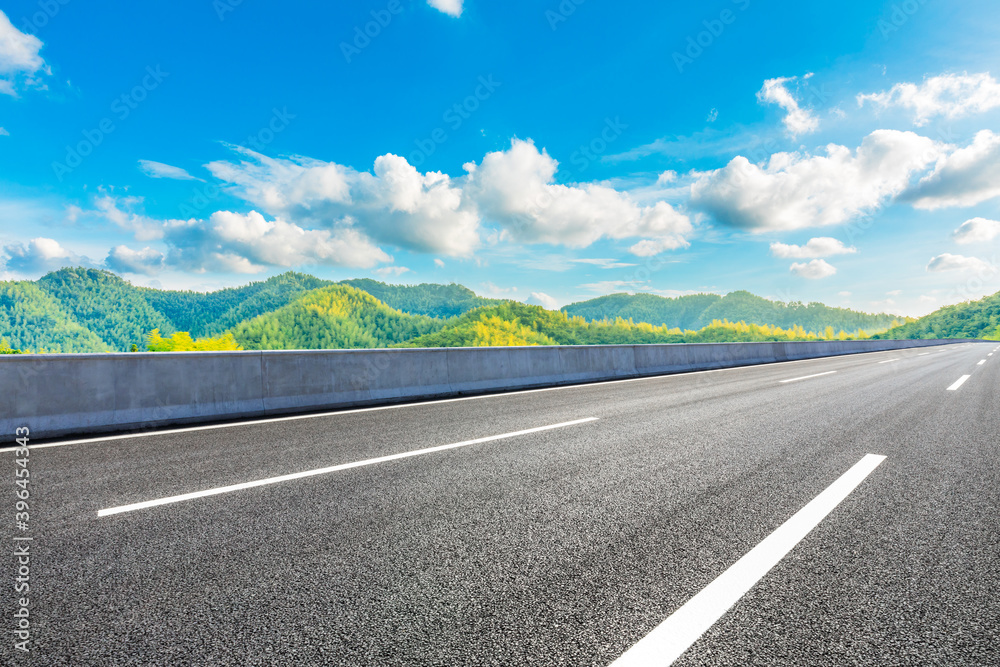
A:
[0,339,972,440]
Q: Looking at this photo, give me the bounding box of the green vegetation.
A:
[37,268,174,351]
[875,291,1000,340]
[338,279,503,318]
[563,290,904,334]
[396,302,875,348]
[229,285,446,350]
[0,337,22,354]
[146,329,243,351]
[1,266,916,353]
[0,281,109,353]
[140,272,334,337]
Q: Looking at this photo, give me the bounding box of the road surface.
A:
[11,341,1000,665]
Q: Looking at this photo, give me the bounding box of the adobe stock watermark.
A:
[878,0,932,40]
[408,76,501,168]
[214,0,244,21]
[12,427,33,655]
[51,65,169,182]
[17,0,72,33]
[570,117,628,173]
[545,0,586,31]
[179,107,295,218]
[673,0,751,74]
[341,0,404,64]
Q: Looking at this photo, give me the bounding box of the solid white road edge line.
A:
[778,371,837,384]
[97,417,599,517]
[947,375,971,391]
[608,454,887,667]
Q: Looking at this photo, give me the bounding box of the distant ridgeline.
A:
[873,290,1000,341]
[0,267,924,353]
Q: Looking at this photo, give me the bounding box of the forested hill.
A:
[338,279,503,318]
[874,291,1000,340]
[0,266,914,352]
[230,285,445,349]
[563,290,902,334]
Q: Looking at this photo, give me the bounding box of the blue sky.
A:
[2,0,1000,316]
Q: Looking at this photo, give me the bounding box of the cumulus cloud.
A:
[758,74,819,137]
[374,265,410,277]
[466,139,693,254]
[427,0,463,17]
[858,72,1000,126]
[926,253,993,273]
[0,11,49,96]
[165,211,391,274]
[90,195,391,274]
[138,160,201,181]
[904,130,1000,210]
[952,217,1000,244]
[2,238,82,274]
[207,147,480,256]
[770,237,857,259]
[104,245,166,275]
[525,292,560,310]
[789,259,837,279]
[433,258,445,268]
[690,130,942,231]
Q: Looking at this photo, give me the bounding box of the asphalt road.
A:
[8,341,1000,666]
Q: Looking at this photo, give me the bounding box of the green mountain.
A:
[36,268,175,351]
[338,278,504,318]
[0,266,921,353]
[875,291,1000,340]
[140,272,334,337]
[563,290,903,334]
[0,281,109,353]
[229,284,446,350]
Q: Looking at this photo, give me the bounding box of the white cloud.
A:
[2,237,82,274]
[93,195,185,242]
[207,147,480,256]
[789,259,837,279]
[757,74,819,137]
[0,11,49,96]
[104,246,166,275]
[838,291,852,297]
[374,266,410,277]
[480,281,517,297]
[467,139,693,252]
[138,160,201,181]
[571,258,637,269]
[427,0,463,17]
[690,130,942,231]
[433,258,445,268]
[89,195,392,274]
[926,253,993,273]
[656,170,678,185]
[166,211,391,274]
[525,292,560,310]
[858,72,1000,126]
[0,127,8,136]
[952,217,1000,244]
[578,280,645,294]
[706,108,718,123]
[770,237,857,259]
[905,130,1000,210]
